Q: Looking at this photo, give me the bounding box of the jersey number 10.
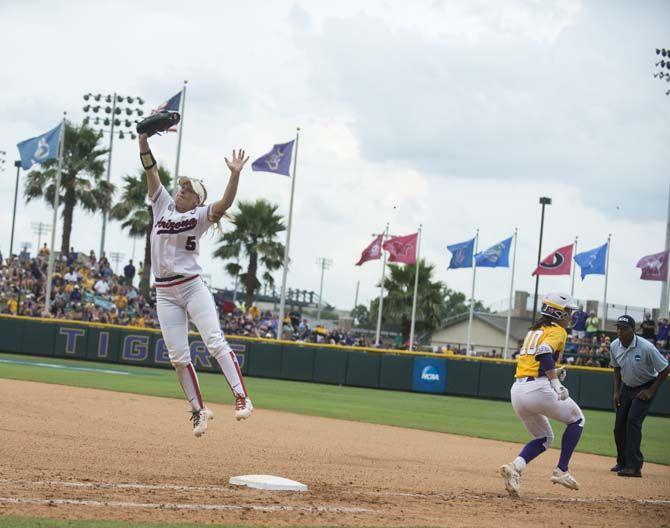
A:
[519,330,544,356]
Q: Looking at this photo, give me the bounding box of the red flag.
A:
[356,235,383,266]
[383,233,418,264]
[532,243,573,276]
[636,250,669,281]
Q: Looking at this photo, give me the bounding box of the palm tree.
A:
[213,199,285,310]
[24,121,112,255]
[370,259,447,334]
[110,166,173,299]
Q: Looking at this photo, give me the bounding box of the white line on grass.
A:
[0,358,132,375]
[0,497,375,514]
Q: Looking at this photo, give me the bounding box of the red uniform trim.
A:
[187,363,204,409]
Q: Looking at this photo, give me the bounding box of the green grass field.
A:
[0,352,668,465]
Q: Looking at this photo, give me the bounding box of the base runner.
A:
[138,131,252,438]
[500,292,585,496]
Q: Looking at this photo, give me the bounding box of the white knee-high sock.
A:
[213,350,247,398]
[174,363,204,411]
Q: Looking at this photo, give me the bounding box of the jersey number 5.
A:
[185,236,196,251]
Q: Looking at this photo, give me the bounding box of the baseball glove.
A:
[136,111,180,137]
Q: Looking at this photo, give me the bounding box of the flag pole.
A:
[601,234,611,331]
[465,230,479,356]
[408,225,422,351]
[277,127,300,339]
[44,113,66,316]
[9,161,21,257]
[504,228,518,359]
[173,80,188,192]
[570,235,578,297]
[374,223,389,347]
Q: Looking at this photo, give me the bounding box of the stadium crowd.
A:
[0,247,375,347]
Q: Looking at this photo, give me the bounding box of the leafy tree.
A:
[369,259,445,333]
[351,304,370,326]
[370,260,490,334]
[110,166,173,298]
[213,199,285,310]
[24,121,112,255]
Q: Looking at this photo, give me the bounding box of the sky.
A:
[1,0,669,316]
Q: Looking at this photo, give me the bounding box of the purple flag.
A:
[636,250,669,281]
[251,140,294,176]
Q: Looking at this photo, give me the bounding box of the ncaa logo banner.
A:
[412,357,447,393]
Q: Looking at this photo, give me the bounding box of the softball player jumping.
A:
[138,132,252,438]
[500,292,585,497]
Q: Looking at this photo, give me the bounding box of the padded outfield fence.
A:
[0,314,668,416]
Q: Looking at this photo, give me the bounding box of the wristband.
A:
[550,378,562,392]
[140,150,156,171]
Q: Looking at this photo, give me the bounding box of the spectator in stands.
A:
[572,306,588,340]
[586,311,600,339]
[123,259,136,286]
[64,267,79,284]
[69,285,82,304]
[656,318,669,349]
[640,313,656,342]
[38,243,49,257]
[94,276,110,295]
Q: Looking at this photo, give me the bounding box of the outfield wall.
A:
[1,315,668,415]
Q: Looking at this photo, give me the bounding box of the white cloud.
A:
[0,0,668,317]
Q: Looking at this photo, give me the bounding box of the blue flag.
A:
[574,242,608,280]
[17,123,63,170]
[252,140,295,176]
[475,236,512,268]
[447,238,475,269]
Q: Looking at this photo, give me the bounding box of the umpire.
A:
[610,315,669,477]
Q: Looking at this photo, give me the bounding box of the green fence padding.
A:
[22,321,57,357]
[477,362,517,400]
[379,354,414,391]
[346,351,381,388]
[281,346,315,381]
[53,324,88,359]
[651,383,670,415]
[118,330,155,367]
[85,328,120,363]
[312,348,348,385]
[562,369,581,403]
[0,317,24,354]
[578,370,614,410]
[444,360,481,396]
[228,339,249,376]
[247,341,282,378]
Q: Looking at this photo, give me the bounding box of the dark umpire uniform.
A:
[610,315,669,477]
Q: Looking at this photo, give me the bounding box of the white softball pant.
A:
[511,378,585,448]
[156,277,247,407]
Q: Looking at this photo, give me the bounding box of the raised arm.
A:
[210,149,249,222]
[138,133,161,199]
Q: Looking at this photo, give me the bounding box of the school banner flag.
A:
[475,236,512,268]
[532,243,573,276]
[383,233,418,264]
[636,250,669,281]
[356,234,383,266]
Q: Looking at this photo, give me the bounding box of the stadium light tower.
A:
[316,257,333,321]
[531,196,552,323]
[654,49,670,316]
[82,92,145,258]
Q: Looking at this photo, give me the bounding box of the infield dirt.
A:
[0,379,668,527]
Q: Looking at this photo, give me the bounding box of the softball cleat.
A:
[499,463,521,497]
[191,408,214,437]
[550,468,580,490]
[235,396,253,420]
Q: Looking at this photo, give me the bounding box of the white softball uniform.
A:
[511,378,585,447]
[150,185,247,406]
